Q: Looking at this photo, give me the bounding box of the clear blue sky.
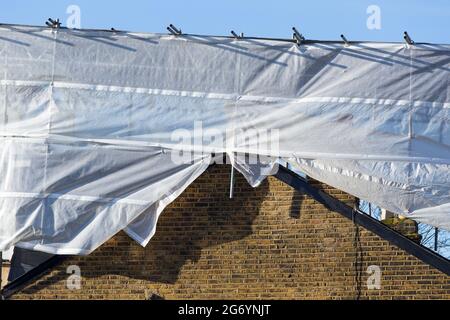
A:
[0,0,449,43]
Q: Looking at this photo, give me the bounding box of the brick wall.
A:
[10,165,450,300]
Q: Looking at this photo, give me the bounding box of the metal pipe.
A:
[434,227,439,251]
[292,26,305,45]
[404,31,414,45]
[341,34,349,46]
[46,18,61,29]
[167,26,177,35]
[169,24,182,35]
[229,166,235,199]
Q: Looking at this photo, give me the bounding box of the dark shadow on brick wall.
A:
[77,165,269,284]
[289,190,303,219]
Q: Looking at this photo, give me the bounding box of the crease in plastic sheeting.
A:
[228,153,280,188]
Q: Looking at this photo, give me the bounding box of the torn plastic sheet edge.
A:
[4,155,212,256]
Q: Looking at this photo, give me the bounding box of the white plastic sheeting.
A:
[0,25,449,255]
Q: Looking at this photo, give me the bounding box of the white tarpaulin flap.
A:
[0,25,449,255]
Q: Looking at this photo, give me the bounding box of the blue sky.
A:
[0,0,449,43]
